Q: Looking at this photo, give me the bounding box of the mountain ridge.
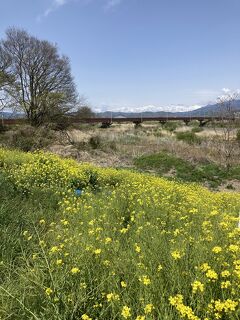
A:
[1,100,240,119]
[97,100,240,118]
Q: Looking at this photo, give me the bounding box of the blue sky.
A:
[0,0,240,112]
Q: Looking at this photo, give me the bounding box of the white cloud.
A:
[222,88,231,94]
[221,88,240,95]
[94,103,201,113]
[37,0,73,21]
[38,0,124,20]
[218,88,240,101]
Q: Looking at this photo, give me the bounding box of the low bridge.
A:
[1,116,234,128]
[70,116,231,128]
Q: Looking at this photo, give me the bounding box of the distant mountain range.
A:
[1,100,240,119]
[97,100,240,118]
[0,111,24,119]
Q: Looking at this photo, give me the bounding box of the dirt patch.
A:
[218,179,240,192]
[47,144,80,159]
[67,129,91,143]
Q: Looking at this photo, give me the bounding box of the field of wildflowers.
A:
[0,147,239,320]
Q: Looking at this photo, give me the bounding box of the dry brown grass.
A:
[43,122,240,168]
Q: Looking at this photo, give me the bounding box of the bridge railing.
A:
[1,116,234,126]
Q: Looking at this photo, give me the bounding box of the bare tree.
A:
[0,48,14,112]
[75,105,95,119]
[214,90,239,169]
[0,27,77,125]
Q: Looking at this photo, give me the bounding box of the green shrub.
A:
[191,126,203,133]
[176,131,202,144]
[163,121,179,132]
[89,135,102,149]
[189,120,200,127]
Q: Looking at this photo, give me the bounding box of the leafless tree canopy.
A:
[214,91,239,169]
[0,27,77,125]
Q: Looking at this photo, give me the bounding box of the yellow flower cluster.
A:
[169,295,200,320]
[191,281,204,294]
[121,306,131,319]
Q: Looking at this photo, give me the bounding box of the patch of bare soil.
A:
[163,168,177,178]
[218,179,240,192]
[47,144,80,158]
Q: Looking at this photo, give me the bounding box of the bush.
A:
[236,129,240,142]
[89,135,102,149]
[176,131,202,145]
[189,120,200,127]
[163,121,179,132]
[6,126,55,151]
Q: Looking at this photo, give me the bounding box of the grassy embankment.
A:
[1,122,240,190]
[134,152,240,189]
[0,148,239,319]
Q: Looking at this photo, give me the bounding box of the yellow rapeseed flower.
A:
[106,293,120,302]
[221,281,231,289]
[206,269,218,281]
[70,267,80,274]
[171,250,182,260]
[228,245,238,253]
[139,275,151,285]
[105,237,112,244]
[56,259,63,266]
[192,281,204,293]
[157,264,163,271]
[45,288,53,296]
[121,306,131,319]
[135,243,141,253]
[81,314,92,320]
[121,281,127,288]
[221,270,231,277]
[212,246,222,254]
[144,304,154,314]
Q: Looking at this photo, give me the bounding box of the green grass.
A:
[191,127,204,133]
[0,173,58,267]
[134,152,240,188]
